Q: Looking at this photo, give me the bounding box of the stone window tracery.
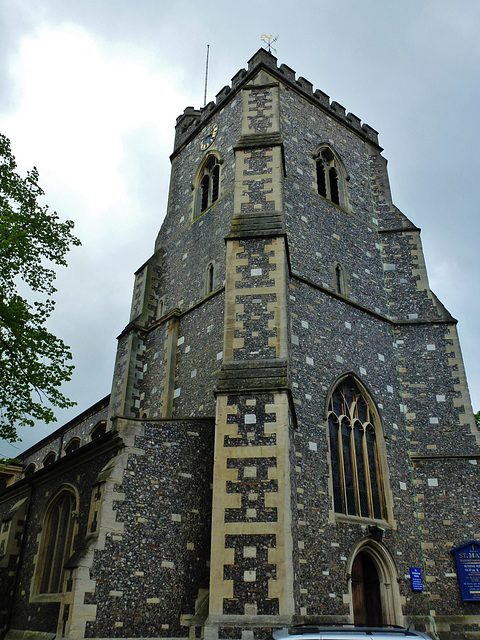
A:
[36,490,77,595]
[196,155,220,216]
[328,377,385,520]
[315,146,347,208]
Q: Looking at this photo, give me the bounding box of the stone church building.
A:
[1,49,479,640]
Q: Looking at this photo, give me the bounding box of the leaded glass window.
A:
[38,491,76,594]
[328,377,385,520]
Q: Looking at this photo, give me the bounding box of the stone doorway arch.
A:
[348,539,403,626]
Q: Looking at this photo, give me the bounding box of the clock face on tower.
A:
[200,123,218,151]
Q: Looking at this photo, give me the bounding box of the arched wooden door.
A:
[352,551,383,626]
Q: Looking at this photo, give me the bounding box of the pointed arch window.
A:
[328,377,385,520]
[156,295,166,321]
[196,155,220,216]
[24,463,36,477]
[205,262,215,295]
[42,452,56,467]
[334,262,346,295]
[315,147,346,207]
[64,437,80,455]
[36,490,77,595]
[90,420,107,441]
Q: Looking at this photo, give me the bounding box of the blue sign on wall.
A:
[410,567,423,592]
[451,541,480,602]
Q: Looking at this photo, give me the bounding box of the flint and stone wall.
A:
[1,49,479,640]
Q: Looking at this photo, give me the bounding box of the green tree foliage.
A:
[475,411,480,428]
[0,133,81,443]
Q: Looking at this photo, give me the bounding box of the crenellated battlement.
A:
[173,48,379,153]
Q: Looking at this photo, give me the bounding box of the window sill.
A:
[334,513,392,529]
[30,592,63,603]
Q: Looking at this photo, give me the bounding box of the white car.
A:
[273,626,433,640]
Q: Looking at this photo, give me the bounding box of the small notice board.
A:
[410,567,423,592]
[451,540,480,602]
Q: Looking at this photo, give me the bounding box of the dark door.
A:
[351,551,383,626]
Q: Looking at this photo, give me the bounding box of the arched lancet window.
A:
[64,438,80,455]
[205,262,215,295]
[156,296,165,320]
[328,377,385,520]
[196,155,220,216]
[24,463,36,477]
[37,490,77,595]
[334,262,346,295]
[42,452,56,468]
[90,421,107,441]
[315,146,347,207]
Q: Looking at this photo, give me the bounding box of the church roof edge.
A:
[14,394,111,463]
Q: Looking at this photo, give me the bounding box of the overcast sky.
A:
[1,0,479,458]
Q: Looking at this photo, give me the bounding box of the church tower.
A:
[1,49,479,640]
[105,47,479,638]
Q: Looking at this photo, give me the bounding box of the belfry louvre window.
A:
[197,155,220,214]
[37,490,76,594]
[316,147,342,206]
[328,377,385,520]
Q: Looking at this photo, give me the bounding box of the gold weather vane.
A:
[261,35,278,55]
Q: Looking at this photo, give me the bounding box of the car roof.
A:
[272,626,431,640]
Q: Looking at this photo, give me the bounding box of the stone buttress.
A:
[206,68,295,637]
